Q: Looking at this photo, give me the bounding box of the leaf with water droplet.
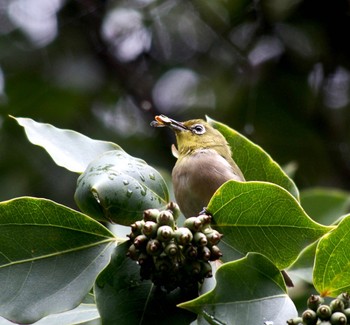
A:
[75,150,169,226]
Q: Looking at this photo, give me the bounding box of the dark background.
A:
[1,0,350,209]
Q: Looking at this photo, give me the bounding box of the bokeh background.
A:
[1,0,350,209]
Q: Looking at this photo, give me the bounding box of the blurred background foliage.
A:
[1,0,350,209]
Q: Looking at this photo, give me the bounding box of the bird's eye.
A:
[191,124,206,135]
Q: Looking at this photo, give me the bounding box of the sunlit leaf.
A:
[314,214,350,297]
[207,116,299,199]
[208,180,331,269]
[95,242,196,325]
[0,197,115,324]
[13,116,121,173]
[179,253,297,325]
[74,150,169,225]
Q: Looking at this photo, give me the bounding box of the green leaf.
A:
[0,303,101,325]
[207,116,299,199]
[12,116,121,173]
[95,242,197,325]
[74,150,169,225]
[300,187,350,225]
[179,253,297,325]
[208,180,331,269]
[314,214,350,297]
[0,197,115,324]
[287,242,317,284]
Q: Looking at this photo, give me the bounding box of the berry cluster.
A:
[287,293,350,325]
[127,202,223,292]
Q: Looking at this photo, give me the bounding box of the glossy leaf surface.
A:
[0,197,115,324]
[13,116,121,173]
[179,253,297,325]
[208,180,331,269]
[314,214,350,297]
[74,150,169,225]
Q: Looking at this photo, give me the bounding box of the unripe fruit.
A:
[133,234,148,248]
[157,225,174,241]
[198,246,211,261]
[330,299,345,313]
[317,305,332,320]
[330,312,347,325]
[143,209,160,222]
[286,317,303,324]
[307,294,325,311]
[210,245,223,260]
[200,261,212,278]
[166,202,180,220]
[146,239,162,255]
[157,210,175,228]
[204,229,223,246]
[302,309,317,325]
[164,242,179,256]
[184,245,198,259]
[337,293,350,309]
[174,227,193,245]
[142,221,158,237]
[193,232,208,246]
[184,217,202,232]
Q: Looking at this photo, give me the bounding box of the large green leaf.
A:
[12,116,121,173]
[179,253,297,325]
[74,150,169,225]
[95,241,197,325]
[300,187,350,225]
[208,180,331,269]
[207,117,299,199]
[314,214,350,297]
[0,197,115,324]
[0,303,100,325]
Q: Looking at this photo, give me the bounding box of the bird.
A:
[151,114,294,287]
[151,114,245,218]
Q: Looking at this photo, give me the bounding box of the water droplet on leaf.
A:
[126,189,133,198]
[149,173,155,180]
[123,180,129,185]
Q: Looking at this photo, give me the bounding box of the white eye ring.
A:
[191,124,206,135]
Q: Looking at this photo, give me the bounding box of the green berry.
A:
[184,217,202,232]
[133,234,148,248]
[198,246,211,261]
[146,239,162,255]
[142,221,158,238]
[337,293,350,309]
[126,244,140,260]
[343,308,350,319]
[330,299,345,313]
[174,227,193,245]
[317,305,332,320]
[330,312,347,325]
[307,294,325,311]
[302,309,317,325]
[164,242,179,256]
[157,225,174,241]
[166,202,180,220]
[286,317,303,324]
[200,261,212,278]
[193,231,208,246]
[143,208,160,222]
[209,245,223,260]
[157,210,175,228]
[204,229,223,246]
[184,245,198,259]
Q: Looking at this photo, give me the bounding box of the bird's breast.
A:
[172,149,242,217]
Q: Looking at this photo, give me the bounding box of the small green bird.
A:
[151,114,245,217]
[152,115,294,287]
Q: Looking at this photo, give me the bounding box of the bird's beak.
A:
[150,115,188,132]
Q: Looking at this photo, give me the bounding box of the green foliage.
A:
[74,150,169,225]
[1,117,350,324]
[179,253,297,325]
[208,180,331,269]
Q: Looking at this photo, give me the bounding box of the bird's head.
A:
[151,115,230,157]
